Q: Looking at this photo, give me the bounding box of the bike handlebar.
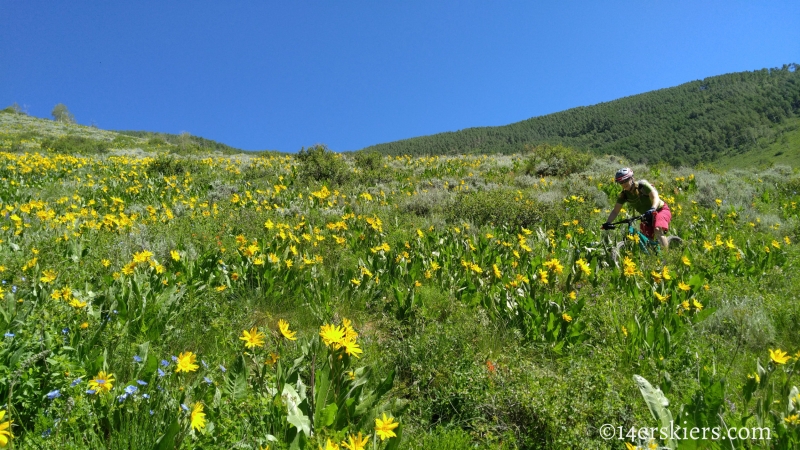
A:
[607,214,647,228]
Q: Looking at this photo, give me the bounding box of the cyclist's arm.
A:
[605,203,623,223]
[648,190,661,210]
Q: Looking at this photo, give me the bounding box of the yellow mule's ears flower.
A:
[176,351,199,373]
[240,327,266,349]
[375,412,399,441]
[770,348,790,365]
[278,319,297,341]
[191,402,206,431]
[0,409,13,447]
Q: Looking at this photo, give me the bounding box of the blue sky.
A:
[2,1,798,152]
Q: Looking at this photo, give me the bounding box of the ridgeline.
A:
[361,65,800,166]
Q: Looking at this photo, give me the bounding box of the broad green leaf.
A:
[634,374,676,450]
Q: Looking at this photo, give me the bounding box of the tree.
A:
[51,103,75,123]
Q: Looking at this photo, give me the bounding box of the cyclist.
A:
[601,168,673,250]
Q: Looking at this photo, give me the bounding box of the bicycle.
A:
[604,214,683,264]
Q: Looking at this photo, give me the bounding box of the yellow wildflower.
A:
[191,402,206,431]
[770,349,790,365]
[375,412,400,441]
[278,319,297,341]
[40,270,57,283]
[176,351,199,373]
[88,371,115,394]
[0,410,13,447]
[575,258,591,276]
[342,432,369,450]
[239,327,266,349]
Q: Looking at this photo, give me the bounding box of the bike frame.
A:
[609,214,662,256]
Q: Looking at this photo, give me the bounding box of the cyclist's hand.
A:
[601,222,614,230]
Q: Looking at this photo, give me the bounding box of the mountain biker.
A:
[601,168,673,250]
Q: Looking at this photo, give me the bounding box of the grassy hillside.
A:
[0,110,257,156]
[0,143,799,448]
[362,65,800,167]
[714,117,800,170]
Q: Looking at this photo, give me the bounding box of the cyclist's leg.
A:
[655,227,669,250]
[653,205,673,250]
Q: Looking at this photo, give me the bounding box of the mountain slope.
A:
[361,65,800,166]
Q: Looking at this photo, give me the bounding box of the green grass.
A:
[1,123,800,448]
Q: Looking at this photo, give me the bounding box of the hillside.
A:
[0,145,799,448]
[362,65,800,166]
[0,109,258,156]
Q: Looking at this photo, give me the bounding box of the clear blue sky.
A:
[2,1,798,152]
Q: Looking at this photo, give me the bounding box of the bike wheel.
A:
[667,235,684,247]
[611,241,626,266]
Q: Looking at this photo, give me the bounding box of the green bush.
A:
[296,144,348,185]
[146,154,201,177]
[523,144,592,177]
[353,150,393,183]
[446,188,544,229]
[40,135,108,154]
[111,134,138,148]
[147,136,168,147]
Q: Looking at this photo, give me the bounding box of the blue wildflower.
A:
[161,359,169,367]
[136,380,148,386]
[71,377,82,387]
[133,355,142,363]
[124,385,138,395]
[157,368,165,377]
[181,404,189,411]
[46,390,61,400]
[142,394,150,399]
[86,389,96,395]
[219,364,226,373]
[204,377,212,384]
[3,332,14,338]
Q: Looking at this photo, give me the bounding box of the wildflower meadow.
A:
[0,118,800,448]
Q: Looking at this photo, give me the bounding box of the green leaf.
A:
[153,417,180,450]
[384,423,403,450]
[634,374,677,450]
[318,403,338,428]
[313,366,332,427]
[284,384,311,436]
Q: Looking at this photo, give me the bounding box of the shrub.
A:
[523,143,592,177]
[296,144,348,185]
[40,135,108,154]
[400,189,452,217]
[147,136,168,147]
[446,188,544,229]
[146,154,200,177]
[353,150,393,183]
[111,134,138,148]
[700,296,775,350]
